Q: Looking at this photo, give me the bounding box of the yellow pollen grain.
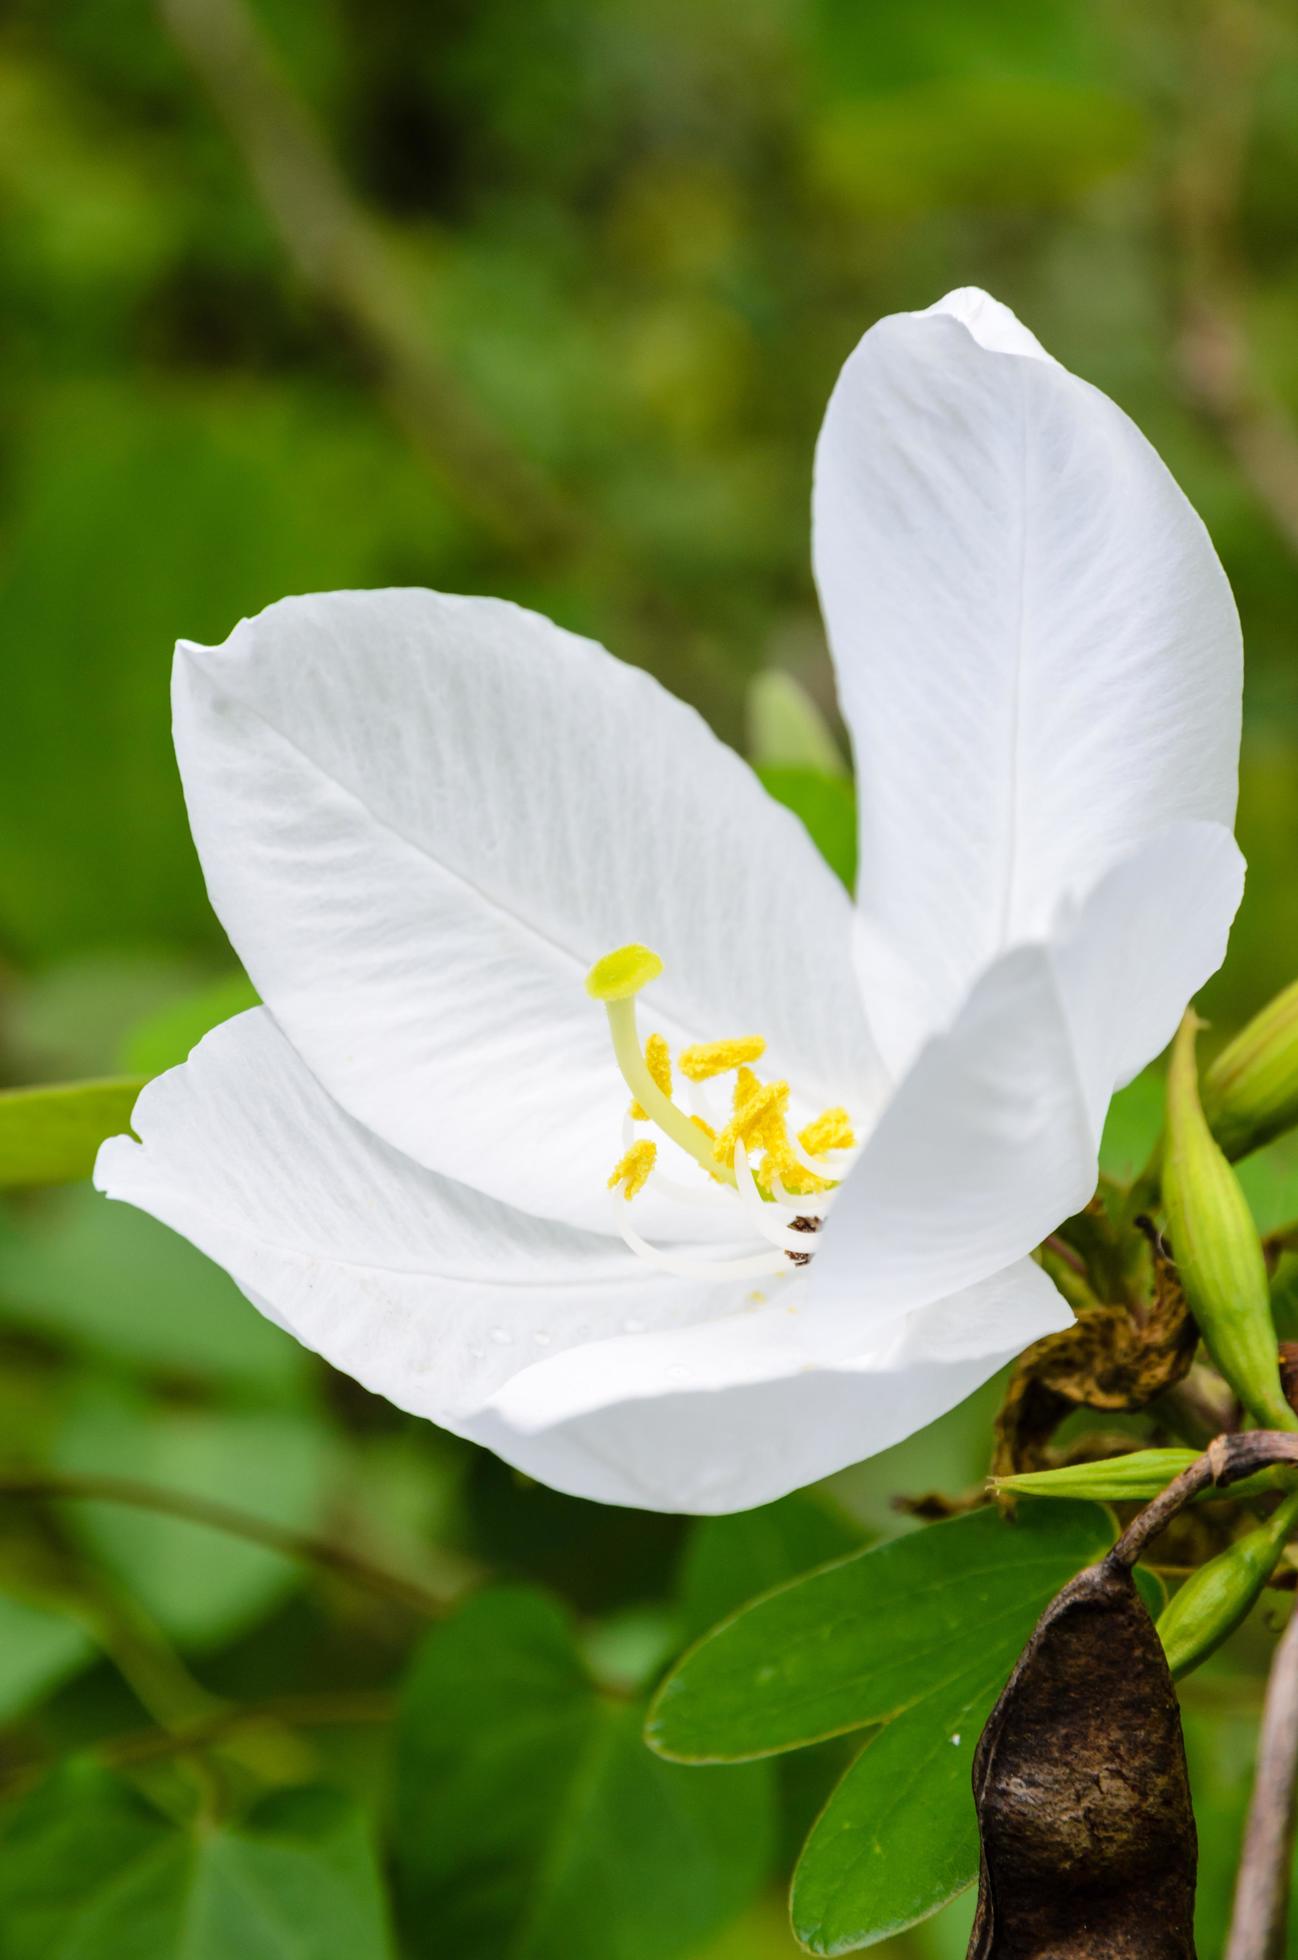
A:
[714,1076,789,1169]
[629,1032,673,1120]
[608,1139,657,1201]
[800,1106,855,1156]
[678,1036,766,1082]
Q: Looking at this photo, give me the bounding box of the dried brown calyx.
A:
[992,1235,1195,1481]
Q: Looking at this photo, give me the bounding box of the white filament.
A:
[611,1201,790,1280]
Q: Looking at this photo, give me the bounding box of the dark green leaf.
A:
[755,766,857,889]
[647,1500,1113,1762]
[677,1492,864,1644]
[0,1079,146,1190]
[0,1767,394,1960]
[394,1586,775,1960]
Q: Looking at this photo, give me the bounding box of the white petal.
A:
[816,286,1242,1071]
[807,821,1244,1354]
[469,1259,1071,1514]
[173,590,875,1235]
[94,1011,755,1427]
[92,1010,1061,1513]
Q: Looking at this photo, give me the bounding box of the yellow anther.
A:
[689,1113,716,1142]
[800,1106,856,1156]
[586,943,665,1002]
[608,1139,657,1201]
[678,1036,766,1082]
[715,1076,789,1169]
[629,1033,673,1120]
[761,1149,833,1196]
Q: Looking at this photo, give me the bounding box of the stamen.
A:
[714,1073,789,1169]
[629,1032,672,1120]
[801,1106,855,1156]
[733,1141,825,1254]
[679,1036,766,1081]
[608,1140,657,1200]
[611,1200,790,1281]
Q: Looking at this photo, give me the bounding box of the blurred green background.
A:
[2,0,1297,1953]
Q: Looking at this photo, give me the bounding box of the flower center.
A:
[585,944,856,1282]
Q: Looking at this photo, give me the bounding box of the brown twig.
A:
[155,0,588,564]
[1226,1599,1298,1959]
[0,1469,468,1619]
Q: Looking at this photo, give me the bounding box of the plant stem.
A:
[1226,1599,1298,1959]
[0,1470,470,1619]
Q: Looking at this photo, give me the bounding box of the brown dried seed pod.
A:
[967,1552,1197,1959]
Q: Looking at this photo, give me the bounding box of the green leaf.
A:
[789,1563,1166,1953]
[119,972,260,1077]
[791,1654,1006,1954]
[0,1765,394,1959]
[394,1586,776,1960]
[747,672,846,776]
[0,1589,95,1722]
[755,767,857,890]
[50,1385,332,1648]
[0,1079,145,1190]
[677,1493,864,1644]
[0,1187,306,1393]
[646,1500,1112,1762]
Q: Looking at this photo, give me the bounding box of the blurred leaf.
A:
[119,972,260,1077]
[1099,1065,1164,1182]
[756,766,857,889]
[747,671,845,775]
[0,1078,145,1191]
[0,1766,394,1959]
[647,1500,1112,1761]
[394,1586,776,1960]
[677,1491,864,1644]
[811,78,1144,218]
[50,1385,332,1648]
[0,1187,304,1394]
[0,1589,95,1722]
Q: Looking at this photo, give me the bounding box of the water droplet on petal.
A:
[623,1316,645,1335]
[533,1329,552,1346]
[489,1327,513,1346]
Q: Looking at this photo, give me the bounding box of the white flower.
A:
[95,289,1244,1514]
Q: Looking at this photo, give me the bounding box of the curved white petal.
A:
[816,286,1242,1071]
[806,821,1244,1354]
[172,590,877,1236]
[91,1008,1066,1512]
[469,1259,1071,1513]
[93,1011,754,1426]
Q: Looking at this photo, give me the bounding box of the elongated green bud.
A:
[1203,977,1298,1160]
[993,1451,1288,1505]
[1163,1014,1297,1432]
[993,1451,1198,1503]
[1158,1487,1298,1677]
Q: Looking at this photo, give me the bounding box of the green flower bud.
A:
[1157,1487,1298,1677]
[1163,1014,1297,1433]
[993,1451,1289,1505]
[993,1450,1198,1503]
[1203,977,1298,1160]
